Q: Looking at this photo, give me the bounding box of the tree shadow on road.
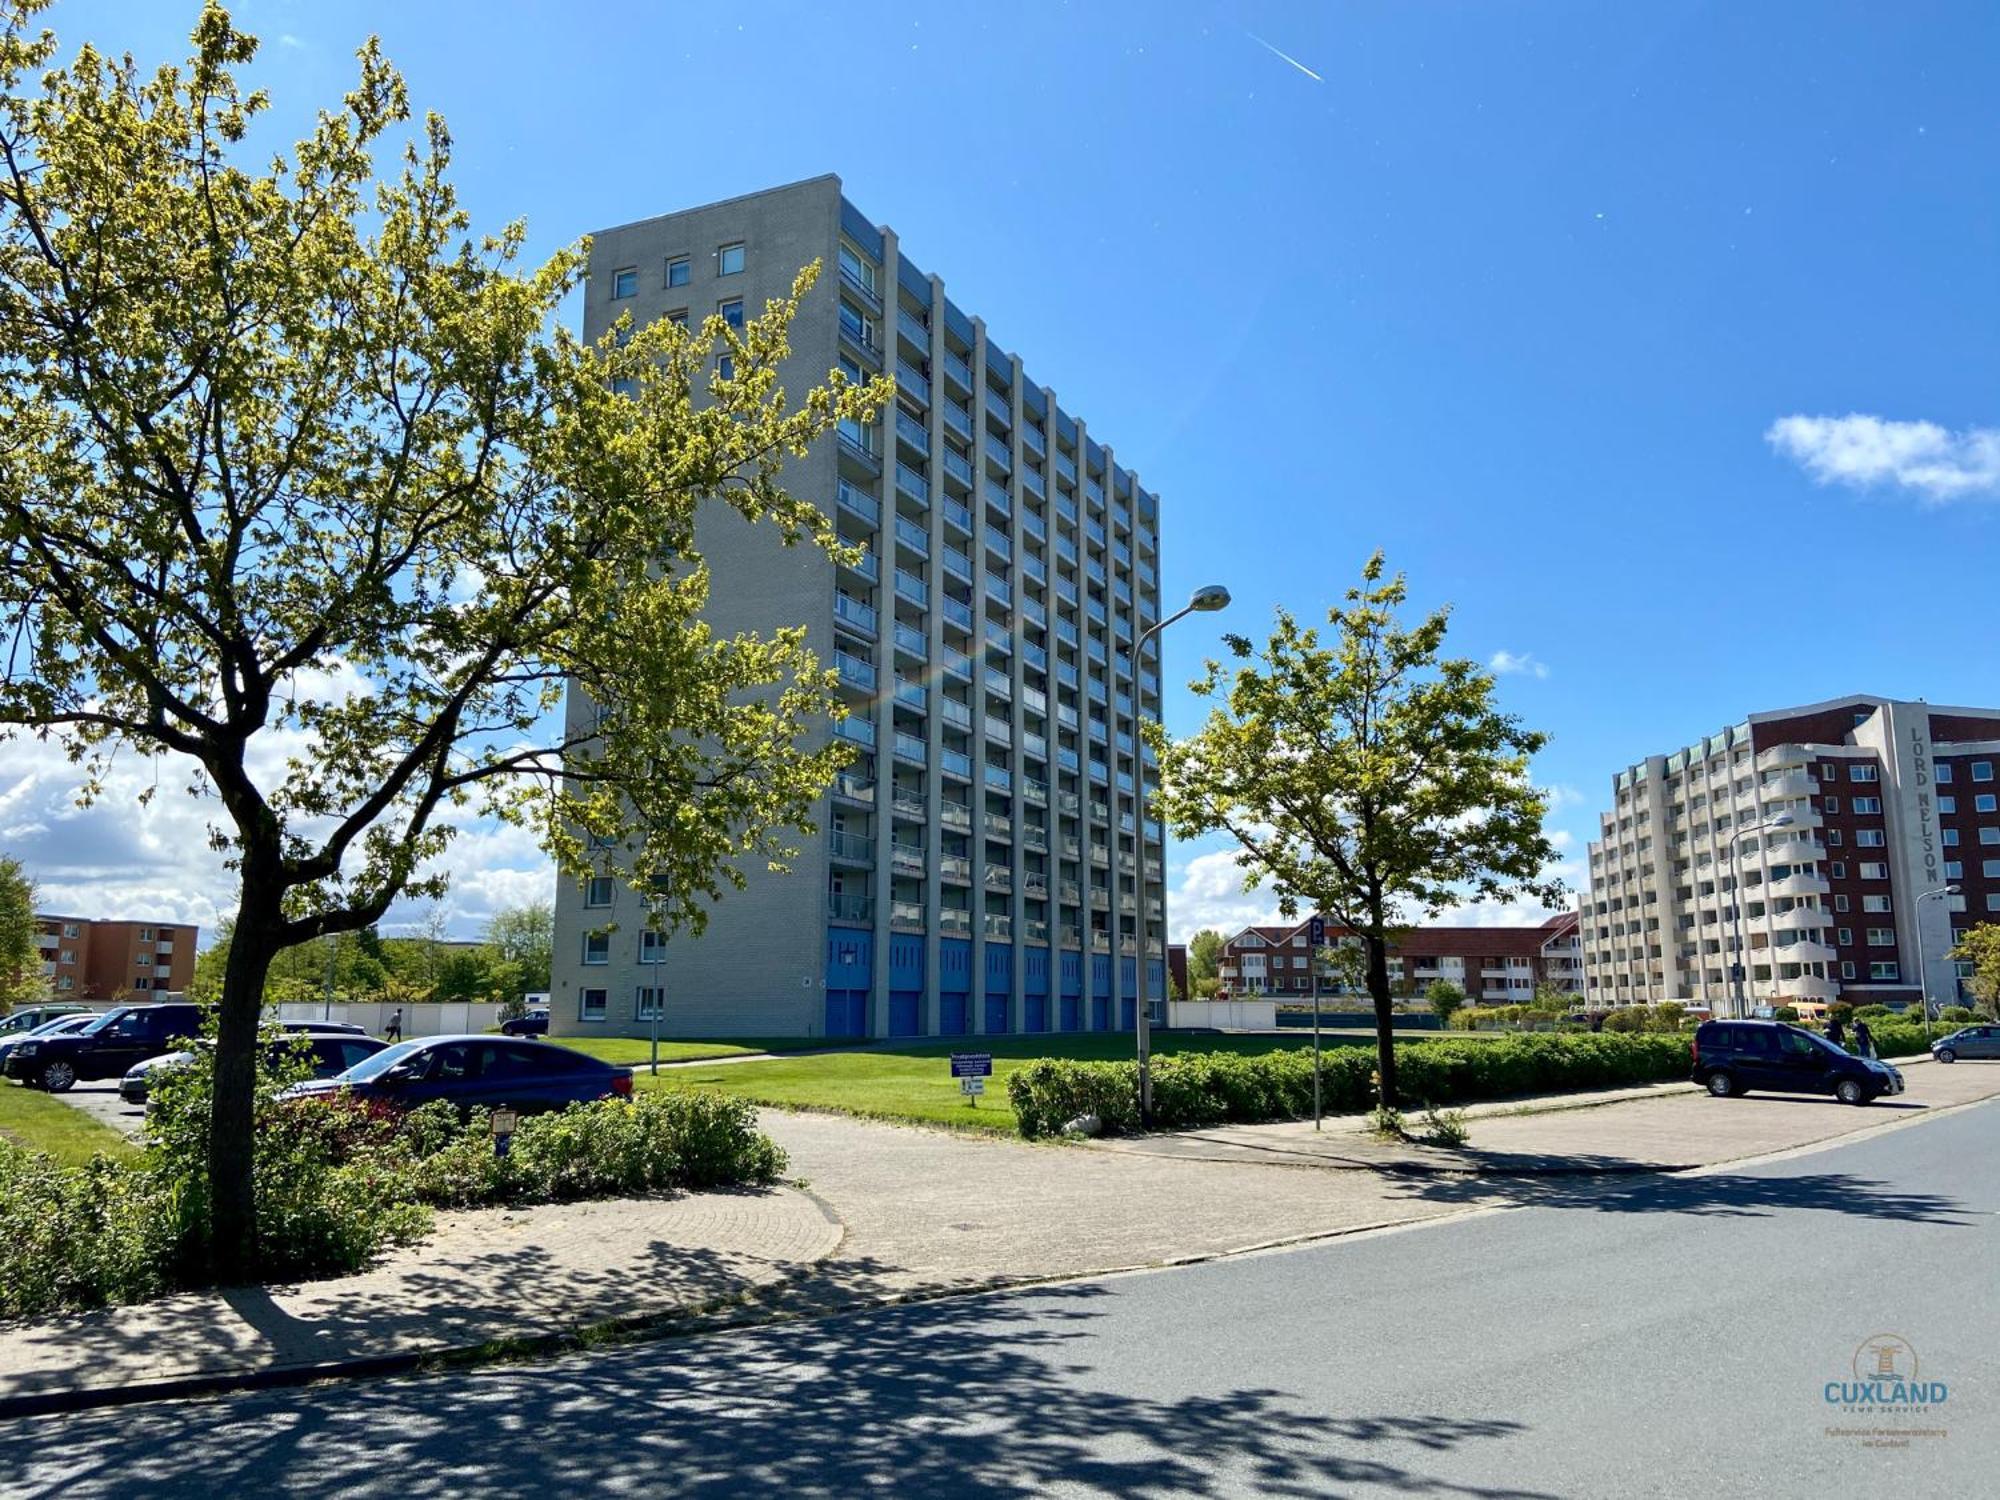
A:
[0,1263,1562,1500]
[1381,1166,1974,1225]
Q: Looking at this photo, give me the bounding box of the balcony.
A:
[893,678,927,711]
[832,770,874,804]
[943,497,973,534]
[943,401,973,441]
[943,595,974,630]
[985,862,1014,893]
[940,855,972,884]
[828,892,873,925]
[1765,873,1831,900]
[834,716,876,750]
[896,361,931,408]
[892,791,927,823]
[835,650,876,692]
[1089,887,1110,910]
[1023,776,1049,807]
[985,914,1013,941]
[941,799,972,831]
[944,351,973,393]
[895,568,928,607]
[985,764,1013,793]
[890,900,925,932]
[1772,937,1838,964]
[834,592,877,636]
[1023,825,1049,852]
[893,731,927,766]
[942,650,973,683]
[840,548,879,586]
[986,813,1013,842]
[829,830,874,865]
[1023,872,1050,899]
[985,526,1012,563]
[939,907,972,936]
[984,386,1012,426]
[838,432,881,477]
[984,713,1012,743]
[942,545,972,582]
[893,622,928,661]
[896,462,930,507]
[986,667,1013,700]
[984,434,1012,474]
[942,748,973,780]
[1760,771,1818,801]
[895,516,930,557]
[1023,917,1050,943]
[890,841,926,876]
[941,697,972,730]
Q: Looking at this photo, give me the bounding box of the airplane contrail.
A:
[1246,30,1323,83]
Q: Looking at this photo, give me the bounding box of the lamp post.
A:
[1725,813,1795,1020]
[1131,583,1230,1127]
[645,891,666,1076]
[1912,883,1960,1042]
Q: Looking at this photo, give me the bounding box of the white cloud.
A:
[1164,847,1286,943]
[1766,413,2000,503]
[1489,650,1550,679]
[1540,783,1589,813]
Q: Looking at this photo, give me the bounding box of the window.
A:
[611,267,638,299]
[1984,827,2000,845]
[1986,861,2000,878]
[638,930,666,962]
[1863,895,1892,913]
[1834,895,1850,913]
[1940,796,1957,814]
[1988,894,2000,913]
[1841,961,1856,979]
[1869,961,1900,981]
[1830,862,1846,879]
[1836,927,1853,946]
[1976,761,1995,783]
[584,877,614,908]
[668,308,689,327]
[1866,927,1895,946]
[1823,797,1840,814]
[1860,862,1889,879]
[1946,861,1963,879]
[582,931,610,965]
[720,298,744,331]
[1943,829,1960,847]
[635,986,665,1020]
[1855,829,1885,848]
[139,927,154,940]
[1849,764,1878,782]
[1852,796,1882,814]
[667,256,690,287]
[837,242,877,293]
[717,354,735,381]
[63,923,80,939]
[579,988,607,1022]
[717,242,745,276]
[610,377,639,398]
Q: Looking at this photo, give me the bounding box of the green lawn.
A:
[0,1082,142,1167]
[637,1030,1387,1134]
[551,1036,851,1067]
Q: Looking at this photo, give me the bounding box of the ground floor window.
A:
[579,988,607,1021]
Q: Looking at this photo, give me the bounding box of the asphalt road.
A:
[4,1098,1995,1498]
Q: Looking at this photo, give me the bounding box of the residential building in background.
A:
[1215,913,1582,1002]
[1581,694,1997,1012]
[31,915,198,1000]
[552,177,1168,1038]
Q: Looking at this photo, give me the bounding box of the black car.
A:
[120,1030,389,1106]
[283,1035,631,1114]
[1691,1019,1904,1105]
[499,1008,550,1036]
[3,1003,205,1092]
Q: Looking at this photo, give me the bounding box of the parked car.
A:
[270,1019,369,1036]
[0,1003,92,1036]
[120,1030,388,1106]
[499,1008,550,1036]
[1691,1019,1904,1105]
[0,1012,98,1066]
[1931,1025,2000,1063]
[2,1002,206,1092]
[284,1035,631,1114]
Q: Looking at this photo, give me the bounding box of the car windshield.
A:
[336,1039,427,1082]
[77,1009,127,1035]
[31,1015,89,1037]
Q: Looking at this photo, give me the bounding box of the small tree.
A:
[0,854,41,1009]
[486,901,554,995]
[1187,929,1225,988]
[1150,554,1561,1106]
[0,6,884,1275]
[1426,979,1465,1025]
[1951,925,2000,1019]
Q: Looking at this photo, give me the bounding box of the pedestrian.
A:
[1825,1012,1846,1049]
[385,1006,403,1043]
[1851,1018,1873,1059]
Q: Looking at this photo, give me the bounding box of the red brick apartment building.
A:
[32,915,199,1001]
[1214,912,1582,1003]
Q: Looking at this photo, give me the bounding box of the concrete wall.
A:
[270,1001,504,1036]
[1167,999,1277,1031]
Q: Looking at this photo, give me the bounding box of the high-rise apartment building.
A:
[550,177,1167,1038]
[1582,694,1999,1013]
[30,915,198,1000]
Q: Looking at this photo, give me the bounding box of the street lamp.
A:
[1912,883,1960,1042]
[645,890,666,1076]
[1725,813,1795,1020]
[1132,583,1231,1127]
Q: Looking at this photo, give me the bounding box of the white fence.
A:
[1167,998,1278,1031]
[269,1001,505,1037]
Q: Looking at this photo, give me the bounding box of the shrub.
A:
[1007,1033,1694,1139]
[1938,1006,1977,1024]
[1853,1005,1895,1021]
[1772,1005,1799,1023]
[1419,1106,1470,1148]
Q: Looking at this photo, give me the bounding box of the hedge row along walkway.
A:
[5,1058,1997,1415]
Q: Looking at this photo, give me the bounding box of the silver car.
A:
[1932,1025,2000,1063]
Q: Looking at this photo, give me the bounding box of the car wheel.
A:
[1705,1071,1737,1098]
[1835,1078,1867,1106]
[1935,1047,1956,1064]
[41,1060,77,1093]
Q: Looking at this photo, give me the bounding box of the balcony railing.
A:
[828,892,873,924]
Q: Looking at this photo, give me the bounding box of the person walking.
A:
[1851,1017,1874,1059]
[385,1006,403,1044]
[1825,1012,1847,1050]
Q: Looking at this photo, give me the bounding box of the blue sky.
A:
[9,0,2000,941]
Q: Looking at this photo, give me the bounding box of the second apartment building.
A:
[33,915,197,1000]
[1215,913,1583,1002]
[552,177,1169,1040]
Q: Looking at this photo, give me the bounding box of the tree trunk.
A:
[1367,934,1397,1108]
[210,891,281,1283]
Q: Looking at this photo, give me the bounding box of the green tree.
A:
[484,901,553,993]
[1950,924,2000,1019]
[1426,979,1465,1024]
[1187,929,1224,986]
[1149,554,1561,1107]
[0,6,885,1276]
[0,854,41,1009]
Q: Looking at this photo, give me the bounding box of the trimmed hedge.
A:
[1008,1032,1695,1139]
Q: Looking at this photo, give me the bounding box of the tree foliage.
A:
[1950,924,2000,1019]
[1148,553,1561,1105]
[1426,979,1465,1023]
[0,854,40,1009]
[0,3,884,1273]
[1187,929,1224,984]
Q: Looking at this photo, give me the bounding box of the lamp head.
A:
[1188,584,1231,613]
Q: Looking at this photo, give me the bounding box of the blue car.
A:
[285,1035,631,1115]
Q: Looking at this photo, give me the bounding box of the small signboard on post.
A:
[490,1106,519,1158]
[951,1052,993,1106]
